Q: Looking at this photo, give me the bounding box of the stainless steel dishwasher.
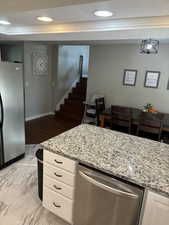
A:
[74,165,144,225]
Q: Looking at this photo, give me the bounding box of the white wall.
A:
[87,44,169,113]
[24,44,90,119]
[53,45,89,107]
[24,42,53,120]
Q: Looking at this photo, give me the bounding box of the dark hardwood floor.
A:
[25,78,87,144]
[25,115,80,144]
[25,115,169,145]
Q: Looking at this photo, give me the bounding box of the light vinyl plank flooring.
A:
[0,145,69,225]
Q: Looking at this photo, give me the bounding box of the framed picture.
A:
[32,51,48,76]
[144,71,160,88]
[123,69,137,86]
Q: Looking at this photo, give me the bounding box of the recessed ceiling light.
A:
[0,20,11,25]
[37,16,53,22]
[94,10,114,17]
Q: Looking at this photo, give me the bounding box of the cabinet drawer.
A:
[44,150,76,173]
[43,187,73,224]
[44,162,75,186]
[44,175,74,200]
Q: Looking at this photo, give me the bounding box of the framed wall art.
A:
[144,71,160,88]
[123,69,137,86]
[32,50,48,76]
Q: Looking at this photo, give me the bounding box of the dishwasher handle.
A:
[79,171,138,199]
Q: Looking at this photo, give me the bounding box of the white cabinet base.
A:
[44,175,74,200]
[43,150,76,225]
[43,187,73,224]
[141,191,169,225]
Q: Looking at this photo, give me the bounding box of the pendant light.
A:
[140,39,159,54]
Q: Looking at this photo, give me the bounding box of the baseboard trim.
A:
[0,153,25,170]
[25,112,55,122]
[55,77,79,111]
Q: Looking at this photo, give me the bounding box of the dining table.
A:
[99,107,169,132]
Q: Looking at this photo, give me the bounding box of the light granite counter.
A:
[41,124,169,197]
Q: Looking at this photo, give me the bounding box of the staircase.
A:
[55,77,87,122]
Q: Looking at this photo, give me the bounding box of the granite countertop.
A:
[41,124,169,197]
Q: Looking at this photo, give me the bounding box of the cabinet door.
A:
[141,191,169,225]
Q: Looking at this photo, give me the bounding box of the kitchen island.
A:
[41,124,169,225]
[42,124,169,196]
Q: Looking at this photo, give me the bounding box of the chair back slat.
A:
[95,97,105,126]
[137,112,164,141]
[95,97,105,113]
[111,105,132,121]
[110,105,132,133]
[139,112,163,128]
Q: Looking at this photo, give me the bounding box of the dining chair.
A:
[82,96,104,125]
[82,102,96,124]
[136,112,163,141]
[95,97,105,126]
[111,105,132,134]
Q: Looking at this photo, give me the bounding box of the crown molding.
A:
[5,27,169,42]
[1,16,169,36]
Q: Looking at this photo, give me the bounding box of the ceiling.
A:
[1,0,169,42]
[0,0,105,13]
[2,0,169,26]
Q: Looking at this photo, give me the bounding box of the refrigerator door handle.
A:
[0,94,4,127]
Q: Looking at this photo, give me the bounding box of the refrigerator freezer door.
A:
[0,63,25,163]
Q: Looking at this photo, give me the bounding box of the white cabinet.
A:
[141,190,169,225]
[43,150,77,224]
[43,187,73,223]
[44,150,76,173]
[44,163,75,186]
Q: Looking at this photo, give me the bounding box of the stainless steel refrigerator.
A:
[0,62,25,168]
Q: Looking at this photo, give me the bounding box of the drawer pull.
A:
[54,159,63,164]
[53,185,62,190]
[53,202,61,208]
[54,172,63,178]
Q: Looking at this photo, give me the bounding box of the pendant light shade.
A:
[140,39,159,54]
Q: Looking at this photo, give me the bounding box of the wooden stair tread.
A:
[55,77,87,121]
